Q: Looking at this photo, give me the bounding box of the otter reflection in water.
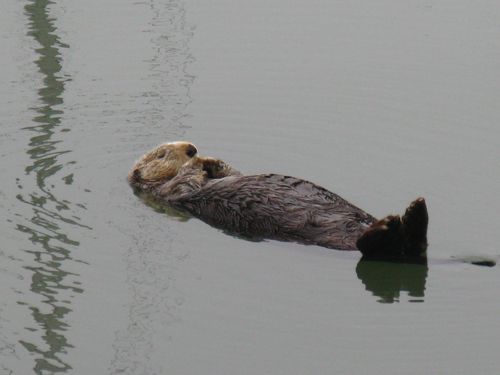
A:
[128,141,429,261]
[356,260,428,303]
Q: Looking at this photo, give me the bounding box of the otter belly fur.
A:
[128,142,429,261]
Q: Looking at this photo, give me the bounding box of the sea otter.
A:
[128,141,429,261]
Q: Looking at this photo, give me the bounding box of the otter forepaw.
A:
[200,157,226,178]
[198,157,242,179]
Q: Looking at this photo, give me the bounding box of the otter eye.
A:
[157,150,166,159]
[185,145,197,158]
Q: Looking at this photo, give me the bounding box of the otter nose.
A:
[128,168,142,185]
[186,144,197,158]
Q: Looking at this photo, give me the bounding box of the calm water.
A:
[1,0,499,374]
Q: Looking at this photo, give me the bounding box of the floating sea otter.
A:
[128,141,429,261]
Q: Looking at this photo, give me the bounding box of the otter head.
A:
[128,141,198,190]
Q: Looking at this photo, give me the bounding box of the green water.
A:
[1,0,499,374]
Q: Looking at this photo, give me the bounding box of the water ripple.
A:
[6,0,91,373]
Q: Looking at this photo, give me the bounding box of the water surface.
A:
[1,0,499,374]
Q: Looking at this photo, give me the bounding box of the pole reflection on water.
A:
[108,1,195,373]
[17,0,89,373]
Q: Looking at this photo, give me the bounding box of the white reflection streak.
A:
[109,0,194,373]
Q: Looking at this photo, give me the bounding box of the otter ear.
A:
[185,144,197,158]
[156,149,167,159]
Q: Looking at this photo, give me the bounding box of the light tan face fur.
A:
[128,142,198,188]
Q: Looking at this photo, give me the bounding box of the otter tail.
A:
[356,198,428,261]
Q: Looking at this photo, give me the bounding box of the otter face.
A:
[128,141,198,189]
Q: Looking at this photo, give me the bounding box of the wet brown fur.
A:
[128,141,199,191]
[129,142,429,259]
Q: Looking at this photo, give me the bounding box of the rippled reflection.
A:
[18,0,88,373]
[356,259,428,303]
[133,189,191,221]
[109,1,194,373]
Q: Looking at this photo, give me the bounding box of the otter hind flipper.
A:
[401,197,428,251]
[356,198,429,261]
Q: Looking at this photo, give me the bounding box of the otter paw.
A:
[401,197,428,252]
[200,157,225,178]
[356,215,403,258]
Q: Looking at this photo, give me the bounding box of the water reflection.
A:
[134,189,191,222]
[136,185,429,305]
[18,0,87,373]
[356,259,428,303]
[109,1,194,373]
[137,0,195,136]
